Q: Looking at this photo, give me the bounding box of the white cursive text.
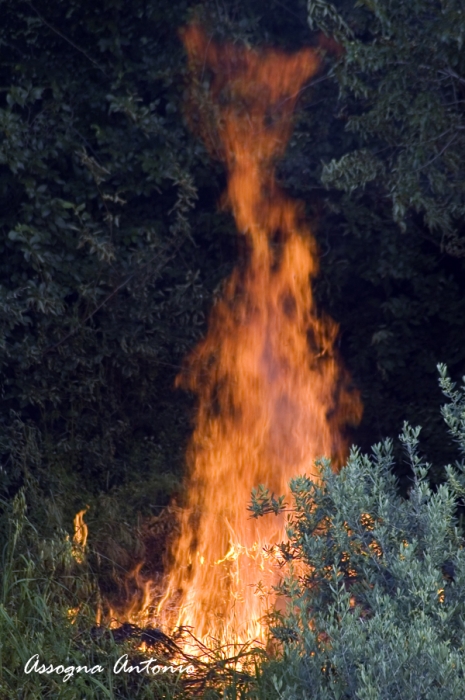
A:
[113,653,195,675]
[24,654,104,683]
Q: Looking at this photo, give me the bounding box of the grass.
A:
[0,488,278,700]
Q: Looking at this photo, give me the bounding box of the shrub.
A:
[253,364,465,699]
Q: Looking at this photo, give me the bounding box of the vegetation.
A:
[0,483,272,699]
[0,0,197,507]
[1,0,465,697]
[0,0,238,589]
[309,0,465,254]
[250,366,465,699]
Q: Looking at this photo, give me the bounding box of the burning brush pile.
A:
[76,22,361,671]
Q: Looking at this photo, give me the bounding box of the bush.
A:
[253,364,465,699]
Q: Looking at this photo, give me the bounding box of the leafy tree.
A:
[307,0,465,256]
[0,0,232,515]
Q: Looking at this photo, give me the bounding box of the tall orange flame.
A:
[156,26,363,649]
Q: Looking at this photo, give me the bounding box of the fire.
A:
[153,26,363,649]
[101,26,362,652]
[72,507,88,564]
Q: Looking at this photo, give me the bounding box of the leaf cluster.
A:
[0,0,233,517]
[309,0,465,254]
